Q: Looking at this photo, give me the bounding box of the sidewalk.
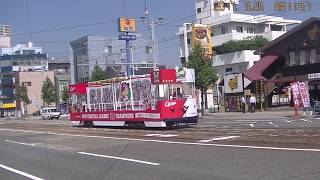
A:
[202,106,315,119]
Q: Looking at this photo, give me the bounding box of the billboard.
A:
[118,17,136,33]
[224,73,243,94]
[192,24,213,59]
[291,81,311,108]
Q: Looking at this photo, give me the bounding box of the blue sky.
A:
[0,0,319,67]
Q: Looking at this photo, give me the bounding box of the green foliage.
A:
[90,65,107,81]
[42,77,56,106]
[214,36,268,55]
[186,42,218,92]
[61,85,69,102]
[16,83,30,105]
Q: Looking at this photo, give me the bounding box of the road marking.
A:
[199,136,239,142]
[316,118,320,120]
[204,122,257,124]
[5,140,36,147]
[144,134,177,137]
[0,163,44,180]
[249,124,254,127]
[5,140,74,151]
[301,119,309,122]
[286,120,291,123]
[268,122,279,127]
[2,128,320,152]
[78,152,160,166]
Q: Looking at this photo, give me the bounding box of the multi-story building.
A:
[0,25,11,48]
[177,0,301,64]
[70,35,153,84]
[48,59,71,113]
[0,43,48,116]
[15,71,55,115]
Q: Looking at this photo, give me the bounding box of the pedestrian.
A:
[241,96,246,113]
[249,94,256,113]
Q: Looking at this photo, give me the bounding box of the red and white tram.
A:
[68,69,198,127]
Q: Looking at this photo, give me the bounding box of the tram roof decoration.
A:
[118,17,136,33]
[68,83,88,95]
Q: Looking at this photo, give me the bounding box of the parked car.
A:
[41,107,61,120]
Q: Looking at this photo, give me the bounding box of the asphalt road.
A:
[0,112,320,180]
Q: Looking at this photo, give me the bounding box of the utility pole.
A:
[140,2,163,71]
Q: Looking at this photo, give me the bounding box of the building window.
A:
[187,39,191,44]
[23,82,31,86]
[196,8,202,13]
[226,67,232,73]
[310,48,317,64]
[104,46,112,54]
[221,26,228,34]
[246,27,255,34]
[299,50,306,65]
[289,51,296,66]
[236,26,243,33]
[146,47,153,54]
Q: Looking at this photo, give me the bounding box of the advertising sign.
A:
[119,34,136,40]
[298,81,311,108]
[308,73,320,80]
[118,17,136,32]
[290,82,302,107]
[224,73,243,94]
[192,24,213,59]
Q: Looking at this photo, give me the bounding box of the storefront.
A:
[245,17,320,108]
[1,103,16,116]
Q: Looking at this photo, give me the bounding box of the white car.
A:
[41,107,61,120]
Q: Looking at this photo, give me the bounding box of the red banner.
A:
[290,81,311,108]
[290,82,301,107]
[298,82,310,108]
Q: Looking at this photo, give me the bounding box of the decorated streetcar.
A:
[68,68,198,127]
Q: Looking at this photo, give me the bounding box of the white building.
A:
[177,0,301,67]
[0,25,11,48]
[0,42,42,56]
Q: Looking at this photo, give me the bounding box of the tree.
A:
[187,42,218,115]
[90,65,107,81]
[42,77,56,106]
[16,83,30,116]
[61,85,69,102]
[214,36,268,55]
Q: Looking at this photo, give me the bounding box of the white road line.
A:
[204,122,257,124]
[5,140,36,147]
[249,124,254,127]
[301,119,309,122]
[144,134,177,137]
[78,152,160,166]
[286,120,291,123]
[199,136,239,142]
[0,163,44,180]
[316,118,320,120]
[268,122,279,127]
[2,128,320,152]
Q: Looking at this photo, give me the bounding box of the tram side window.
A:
[157,84,170,100]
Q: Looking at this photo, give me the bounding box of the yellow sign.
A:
[192,24,213,59]
[118,17,136,32]
[2,103,16,109]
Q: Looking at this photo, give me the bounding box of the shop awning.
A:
[243,55,279,81]
[68,83,88,95]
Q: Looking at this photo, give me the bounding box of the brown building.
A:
[245,17,320,107]
[15,71,55,115]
